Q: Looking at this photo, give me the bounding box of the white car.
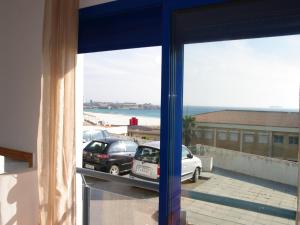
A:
[130,141,202,183]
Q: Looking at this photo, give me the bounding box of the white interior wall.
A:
[0,169,39,225]
[0,0,44,164]
[0,1,44,225]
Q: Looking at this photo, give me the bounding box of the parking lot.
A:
[86,168,297,225]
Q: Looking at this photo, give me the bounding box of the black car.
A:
[83,138,138,175]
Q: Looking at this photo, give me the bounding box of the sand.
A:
[84,112,160,126]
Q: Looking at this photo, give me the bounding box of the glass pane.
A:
[109,142,126,153]
[82,47,161,224]
[84,141,108,153]
[182,35,299,224]
[89,184,158,225]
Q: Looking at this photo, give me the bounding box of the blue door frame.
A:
[159,2,182,223]
[78,1,300,224]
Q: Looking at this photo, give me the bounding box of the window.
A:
[109,142,126,153]
[258,134,269,144]
[289,136,299,145]
[84,141,108,153]
[195,130,202,138]
[229,132,238,142]
[244,134,254,143]
[79,2,300,225]
[134,146,159,164]
[273,135,284,144]
[204,130,213,139]
[81,46,161,225]
[182,146,190,159]
[182,34,300,225]
[218,131,227,141]
[125,141,138,152]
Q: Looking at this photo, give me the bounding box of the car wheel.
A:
[192,168,200,183]
[109,165,120,175]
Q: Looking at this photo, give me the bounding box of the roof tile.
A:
[194,110,299,128]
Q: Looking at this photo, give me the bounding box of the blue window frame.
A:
[78,0,300,224]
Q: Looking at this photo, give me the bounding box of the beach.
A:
[84,112,160,126]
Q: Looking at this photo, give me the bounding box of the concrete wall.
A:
[196,144,298,186]
[0,170,39,225]
[0,0,44,167]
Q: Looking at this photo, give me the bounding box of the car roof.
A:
[140,141,160,149]
[139,141,187,150]
[83,126,108,131]
[91,137,133,144]
[83,129,106,134]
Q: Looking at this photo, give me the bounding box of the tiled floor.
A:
[182,169,297,225]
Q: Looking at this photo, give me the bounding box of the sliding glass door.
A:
[181,35,300,225]
[78,1,300,224]
[167,1,300,224]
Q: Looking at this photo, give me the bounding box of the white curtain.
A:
[37,0,78,224]
[297,88,300,224]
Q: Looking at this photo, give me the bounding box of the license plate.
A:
[85,164,94,170]
[136,165,151,176]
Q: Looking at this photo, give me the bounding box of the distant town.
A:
[83,100,160,110]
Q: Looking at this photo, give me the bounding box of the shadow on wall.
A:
[0,203,2,225]
[0,170,39,225]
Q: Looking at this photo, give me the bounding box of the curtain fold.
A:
[297,88,300,224]
[38,1,78,224]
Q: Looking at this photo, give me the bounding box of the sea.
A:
[84,106,298,119]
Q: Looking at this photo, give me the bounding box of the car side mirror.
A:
[187,153,193,159]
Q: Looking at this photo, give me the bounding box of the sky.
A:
[83,35,300,109]
[83,47,161,105]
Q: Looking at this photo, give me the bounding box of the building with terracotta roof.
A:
[128,125,160,141]
[192,110,299,161]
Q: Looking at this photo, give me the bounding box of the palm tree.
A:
[182,115,196,146]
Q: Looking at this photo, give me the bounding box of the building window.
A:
[244,134,254,143]
[289,136,298,145]
[273,135,284,144]
[195,130,202,138]
[204,130,213,140]
[229,132,238,142]
[258,134,269,144]
[218,131,227,141]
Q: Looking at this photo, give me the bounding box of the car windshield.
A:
[103,130,110,137]
[135,146,160,164]
[84,141,108,153]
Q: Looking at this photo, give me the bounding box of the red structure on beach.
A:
[129,117,138,126]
